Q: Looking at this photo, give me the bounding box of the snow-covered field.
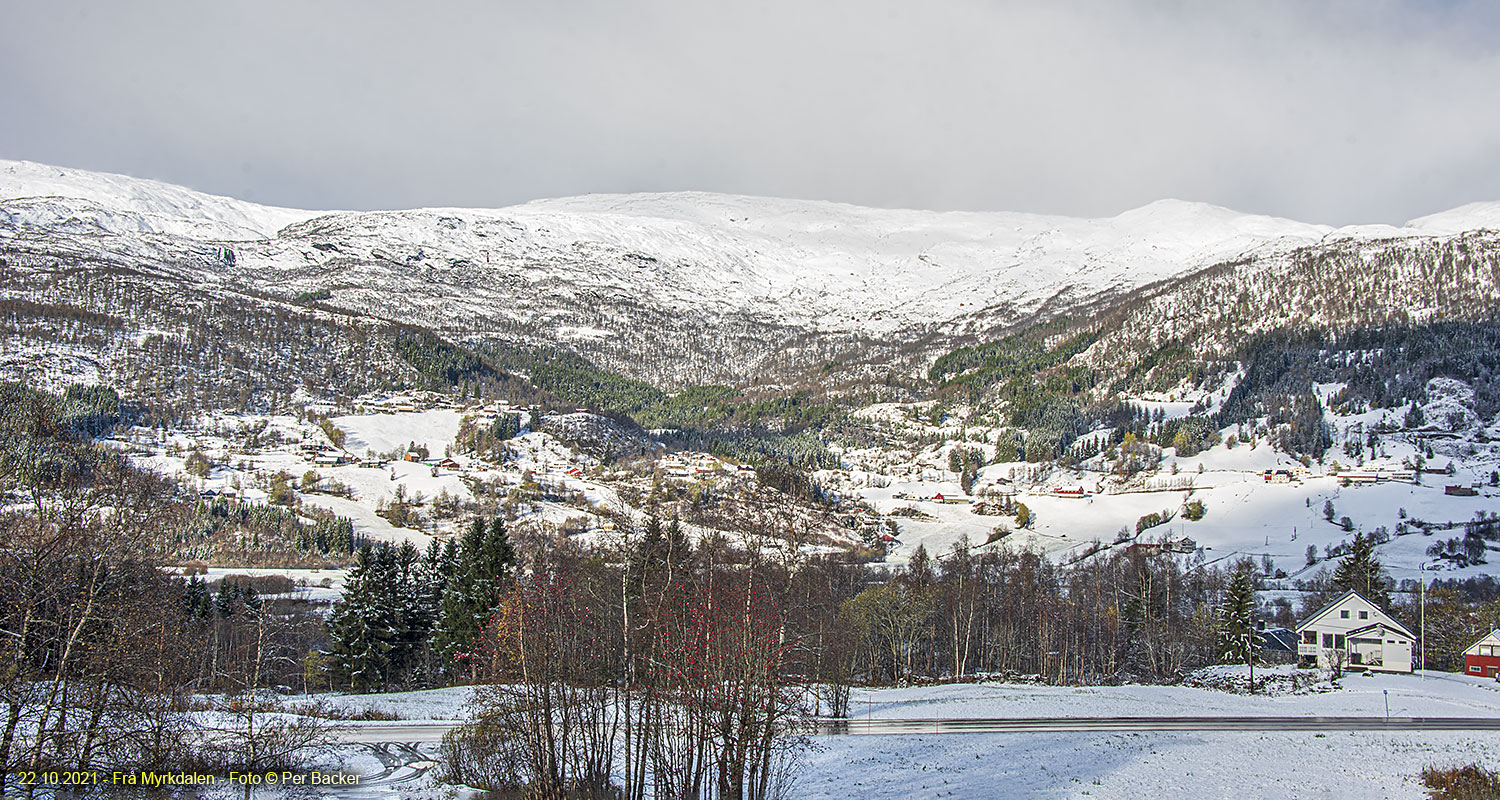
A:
[836,397,1500,583]
[803,672,1500,799]
[121,393,1500,590]
[800,727,1489,799]
[316,670,1500,799]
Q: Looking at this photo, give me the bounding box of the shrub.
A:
[1182,499,1206,521]
[185,449,213,478]
[1421,764,1500,800]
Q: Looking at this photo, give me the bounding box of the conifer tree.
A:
[328,542,395,692]
[434,516,515,675]
[1332,532,1392,609]
[386,540,427,685]
[1217,559,1258,665]
[183,574,212,620]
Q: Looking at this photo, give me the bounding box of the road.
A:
[810,715,1500,734]
[333,715,1500,743]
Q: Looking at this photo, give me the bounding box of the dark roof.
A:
[1258,627,1297,652]
[1296,589,1361,631]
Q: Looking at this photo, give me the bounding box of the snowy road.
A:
[815,715,1500,733]
[333,714,1500,744]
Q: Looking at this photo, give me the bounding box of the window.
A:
[1334,634,1346,649]
[1340,610,1350,619]
[1323,633,1334,648]
[1474,666,1483,673]
[1359,611,1368,620]
[1303,631,1317,644]
[1483,645,1496,658]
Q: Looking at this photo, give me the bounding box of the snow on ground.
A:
[844,420,1500,582]
[335,409,464,459]
[0,158,320,240]
[17,157,1500,343]
[800,728,1493,799]
[182,566,348,602]
[322,671,1500,799]
[844,668,1500,720]
[117,396,1500,593]
[323,686,477,722]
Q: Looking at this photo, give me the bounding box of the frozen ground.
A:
[842,667,1500,720]
[315,669,1500,799]
[813,671,1500,799]
[799,728,1495,799]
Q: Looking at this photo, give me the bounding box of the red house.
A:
[1464,630,1500,677]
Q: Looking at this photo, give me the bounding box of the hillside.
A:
[9,158,1497,394]
[4,158,1500,584]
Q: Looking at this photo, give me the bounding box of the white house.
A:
[1295,590,1415,673]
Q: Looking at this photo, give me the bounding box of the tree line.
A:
[0,382,331,789]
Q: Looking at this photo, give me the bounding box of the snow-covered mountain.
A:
[0,160,1435,329]
[3,158,1499,391]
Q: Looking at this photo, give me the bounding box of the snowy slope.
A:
[1406,201,1500,235]
[0,159,318,240]
[6,158,1496,345]
[8,157,1500,395]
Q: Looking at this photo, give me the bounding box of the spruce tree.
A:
[387,540,426,686]
[665,516,690,575]
[628,516,666,595]
[183,574,212,620]
[1217,559,1258,665]
[434,516,515,675]
[1331,532,1392,608]
[328,542,395,692]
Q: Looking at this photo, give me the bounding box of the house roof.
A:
[1295,589,1415,639]
[1259,628,1297,652]
[1345,622,1413,640]
[1464,629,1500,655]
[1296,589,1359,631]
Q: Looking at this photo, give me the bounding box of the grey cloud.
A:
[1,0,1498,225]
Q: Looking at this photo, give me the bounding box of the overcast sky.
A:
[2,1,1498,224]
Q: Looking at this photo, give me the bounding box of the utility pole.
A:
[1244,631,1256,694]
[1421,562,1427,679]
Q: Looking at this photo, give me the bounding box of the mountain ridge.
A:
[9,157,1490,343]
[4,157,1500,400]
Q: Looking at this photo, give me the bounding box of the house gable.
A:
[1295,590,1414,639]
[1464,630,1500,657]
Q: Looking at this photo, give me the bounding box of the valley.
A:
[4,159,1500,799]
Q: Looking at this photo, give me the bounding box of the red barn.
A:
[1464,630,1500,678]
